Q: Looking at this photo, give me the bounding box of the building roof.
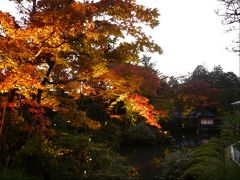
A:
[188,110,215,118]
[172,109,215,119]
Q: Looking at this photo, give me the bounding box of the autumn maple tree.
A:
[0,0,163,167]
[177,80,220,111]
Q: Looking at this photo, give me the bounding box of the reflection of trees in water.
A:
[118,127,217,178]
[119,145,166,179]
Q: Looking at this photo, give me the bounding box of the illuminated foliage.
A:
[111,63,161,97]
[0,0,163,170]
[0,0,161,130]
[125,94,164,128]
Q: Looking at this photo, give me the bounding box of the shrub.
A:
[13,133,135,179]
[0,168,41,180]
[220,112,240,147]
[160,148,192,180]
[121,122,157,145]
[182,139,225,180]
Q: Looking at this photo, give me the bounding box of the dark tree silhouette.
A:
[217,0,240,53]
[217,0,240,25]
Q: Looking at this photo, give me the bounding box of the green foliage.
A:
[171,113,240,180]
[121,122,157,145]
[0,168,42,180]
[220,112,240,147]
[223,146,240,180]
[12,136,53,178]
[76,97,109,123]
[160,148,192,180]
[183,163,222,180]
[183,64,240,114]
[182,139,225,180]
[13,133,134,179]
[97,121,122,148]
[188,65,209,82]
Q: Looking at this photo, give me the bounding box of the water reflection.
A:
[119,145,166,179]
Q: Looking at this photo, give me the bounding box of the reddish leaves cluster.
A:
[1,102,16,109]
[126,94,165,128]
[111,64,161,97]
[20,99,51,135]
[178,81,220,109]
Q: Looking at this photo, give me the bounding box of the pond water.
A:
[119,145,167,179]
[118,130,217,178]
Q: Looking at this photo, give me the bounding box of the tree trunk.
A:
[0,89,16,167]
[28,60,55,138]
[0,92,9,139]
[30,0,37,17]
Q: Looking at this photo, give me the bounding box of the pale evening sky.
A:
[0,0,239,77]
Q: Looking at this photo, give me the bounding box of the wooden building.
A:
[188,110,218,138]
[167,109,218,145]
